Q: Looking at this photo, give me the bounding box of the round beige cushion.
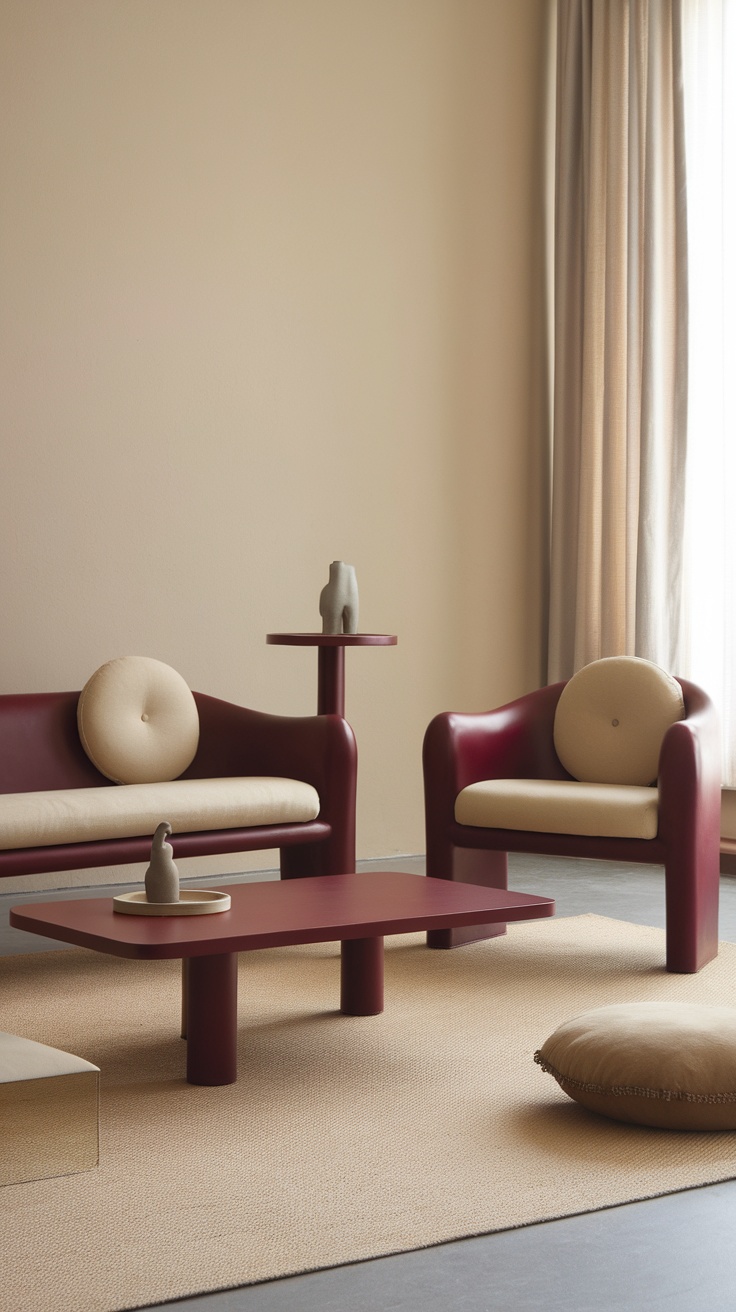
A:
[553,656,684,785]
[535,1002,736,1131]
[78,657,200,784]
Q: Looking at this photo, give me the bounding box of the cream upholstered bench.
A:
[0,657,356,885]
[0,1031,99,1185]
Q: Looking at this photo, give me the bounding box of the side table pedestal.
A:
[266,633,397,716]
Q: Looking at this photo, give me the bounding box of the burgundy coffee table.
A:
[10,872,554,1087]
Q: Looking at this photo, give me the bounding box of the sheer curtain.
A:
[680,0,736,783]
[548,0,689,683]
[549,0,736,782]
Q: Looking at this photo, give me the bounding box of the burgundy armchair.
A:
[423,658,721,973]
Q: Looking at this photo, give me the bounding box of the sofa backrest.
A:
[0,692,108,794]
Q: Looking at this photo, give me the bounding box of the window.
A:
[681,0,736,783]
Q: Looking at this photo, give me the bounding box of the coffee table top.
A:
[9,872,554,961]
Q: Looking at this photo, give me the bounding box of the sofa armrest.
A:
[187,690,356,842]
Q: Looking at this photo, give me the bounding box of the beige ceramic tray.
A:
[112,890,231,916]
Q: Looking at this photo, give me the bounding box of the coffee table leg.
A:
[185,952,238,1085]
[341,937,384,1015]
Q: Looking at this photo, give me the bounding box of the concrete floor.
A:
[3,853,736,1311]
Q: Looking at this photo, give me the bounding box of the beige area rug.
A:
[3,913,736,1311]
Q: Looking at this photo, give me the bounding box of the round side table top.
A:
[267,633,397,647]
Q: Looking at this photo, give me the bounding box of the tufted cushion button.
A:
[77,657,200,784]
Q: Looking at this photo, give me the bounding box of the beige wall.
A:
[0,0,551,888]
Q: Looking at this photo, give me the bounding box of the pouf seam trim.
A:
[533,1051,736,1104]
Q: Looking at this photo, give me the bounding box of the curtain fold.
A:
[548,0,688,683]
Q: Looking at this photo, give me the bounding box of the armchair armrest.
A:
[423,682,568,804]
[422,681,569,862]
[421,682,568,898]
[657,679,721,850]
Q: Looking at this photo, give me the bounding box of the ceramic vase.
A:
[144,821,180,903]
[319,561,359,634]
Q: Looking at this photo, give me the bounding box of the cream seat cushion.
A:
[552,656,684,785]
[534,1002,736,1131]
[455,778,659,840]
[78,656,200,785]
[0,778,320,850]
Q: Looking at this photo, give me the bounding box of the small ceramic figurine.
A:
[144,821,180,903]
[319,560,359,634]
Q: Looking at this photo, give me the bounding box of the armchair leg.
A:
[664,849,720,973]
[427,847,509,949]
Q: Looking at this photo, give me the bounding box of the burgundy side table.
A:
[266,633,397,716]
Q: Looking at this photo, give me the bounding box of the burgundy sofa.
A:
[0,689,356,883]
